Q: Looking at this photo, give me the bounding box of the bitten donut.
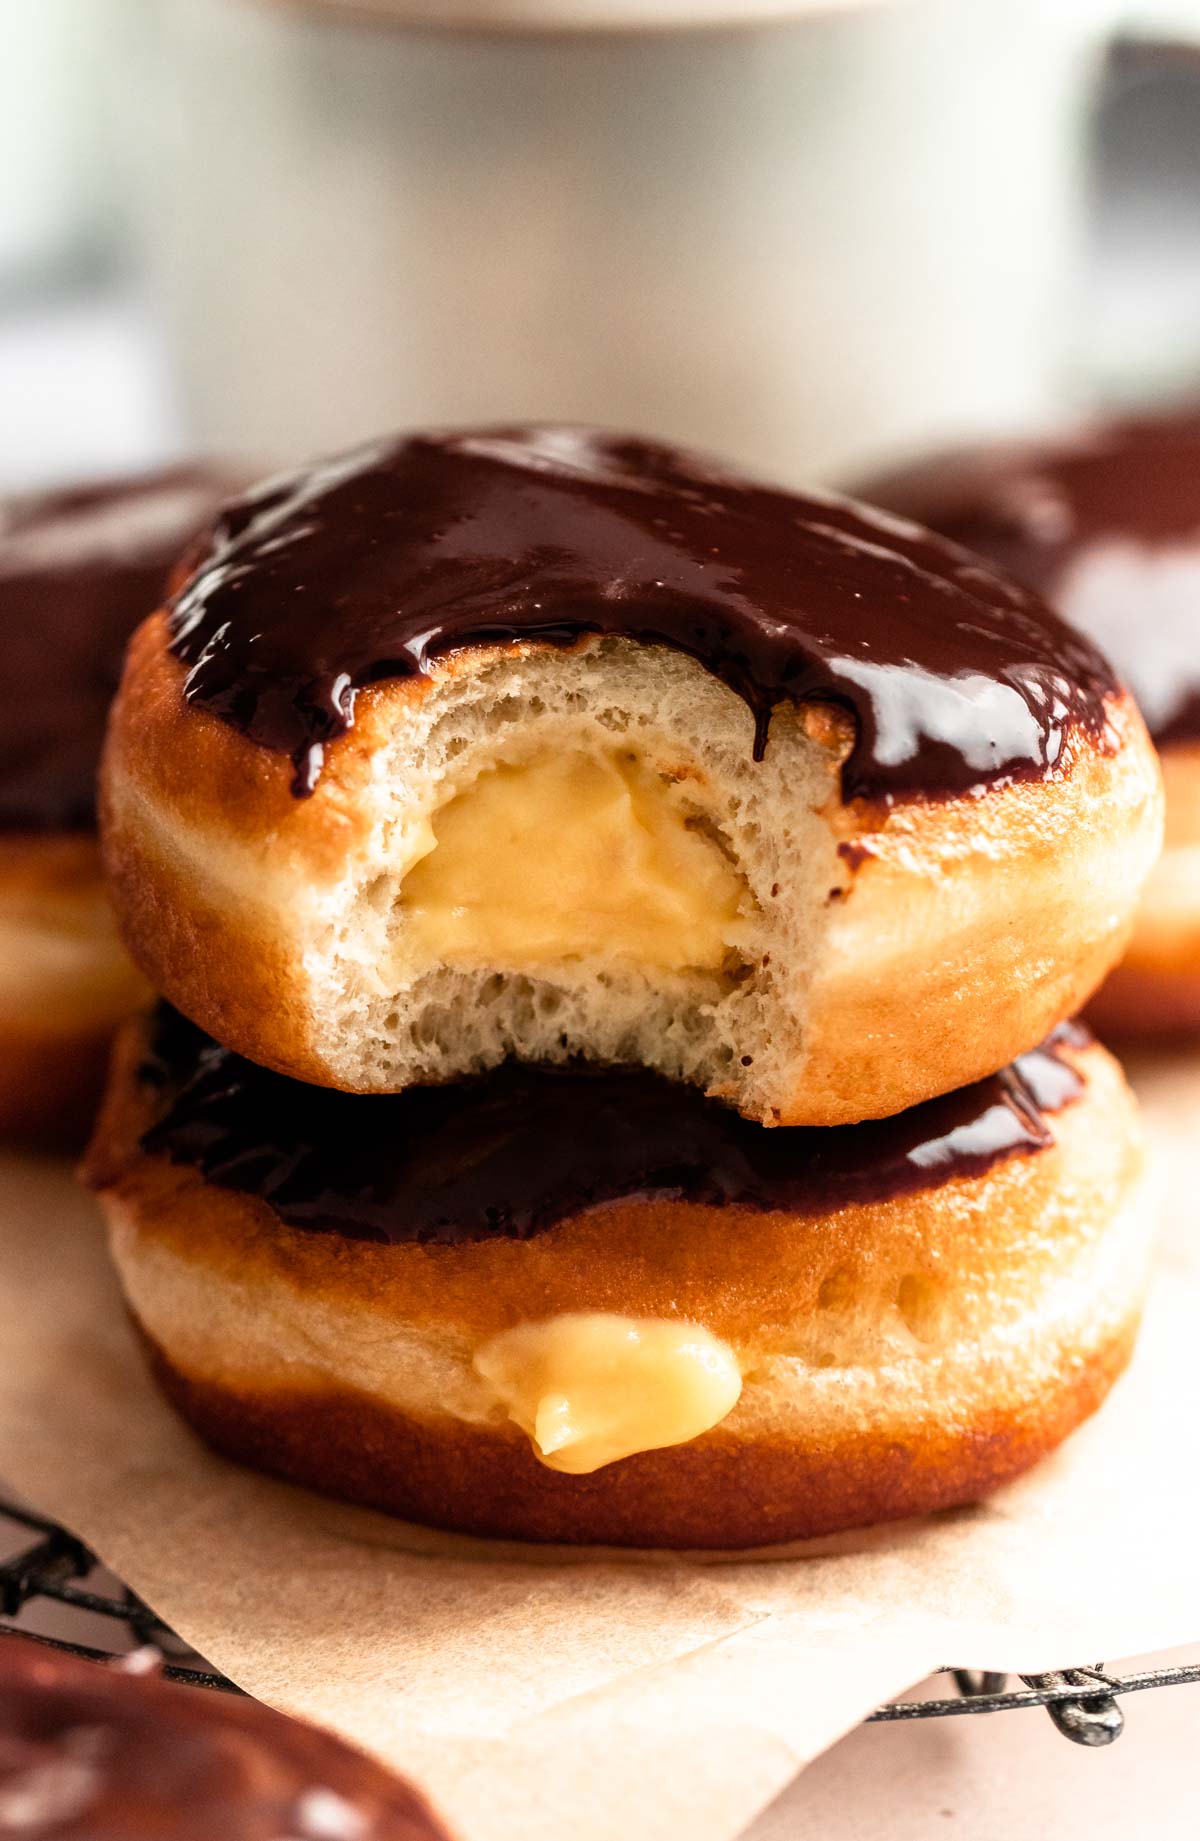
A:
[861,409,1200,1035]
[85,1010,1151,1549]
[0,1637,448,1839]
[100,428,1162,1127]
[0,469,238,1142]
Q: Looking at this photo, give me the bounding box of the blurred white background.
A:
[8,0,1200,491]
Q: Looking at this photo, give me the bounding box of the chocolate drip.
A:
[0,1638,445,1840]
[862,409,1200,746]
[166,428,1118,803]
[0,468,240,831]
[138,1010,1089,1246]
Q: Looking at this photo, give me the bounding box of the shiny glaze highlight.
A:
[862,410,1200,746]
[138,1010,1089,1245]
[0,1639,445,1840]
[0,469,238,830]
[167,427,1118,802]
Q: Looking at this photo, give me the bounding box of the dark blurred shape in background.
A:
[1087,35,1200,407]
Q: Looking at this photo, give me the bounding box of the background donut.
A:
[0,468,241,1143]
[100,428,1164,1124]
[0,1636,449,1839]
[859,410,1200,1036]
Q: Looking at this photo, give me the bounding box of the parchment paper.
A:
[0,1049,1197,1841]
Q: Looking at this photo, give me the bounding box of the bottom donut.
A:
[85,1011,1153,1550]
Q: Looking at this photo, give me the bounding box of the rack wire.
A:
[3,1496,1199,1746]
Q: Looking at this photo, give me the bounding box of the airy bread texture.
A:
[101,616,1162,1124]
[87,1024,1151,1548]
[1089,741,1200,1033]
[0,836,147,1143]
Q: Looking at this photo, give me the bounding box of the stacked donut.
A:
[0,469,240,1143]
[861,406,1200,1034]
[85,427,1164,1548]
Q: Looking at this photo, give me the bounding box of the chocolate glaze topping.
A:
[0,468,238,831]
[167,427,1118,803]
[137,1010,1089,1245]
[0,1638,446,1840]
[863,410,1200,746]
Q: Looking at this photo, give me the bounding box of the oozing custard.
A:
[474,1312,743,1473]
[400,748,748,972]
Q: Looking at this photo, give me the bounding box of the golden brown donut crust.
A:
[0,835,146,1145]
[100,613,1163,1123]
[87,1026,1151,1548]
[1090,742,1200,1037]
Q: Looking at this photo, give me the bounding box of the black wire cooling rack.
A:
[3,1496,1200,1747]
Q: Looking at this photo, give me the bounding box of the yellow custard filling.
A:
[474,1311,743,1474]
[400,748,746,972]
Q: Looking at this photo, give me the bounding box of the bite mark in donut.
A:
[100,430,1164,1123]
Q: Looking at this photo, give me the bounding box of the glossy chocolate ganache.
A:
[167,427,1119,803]
[0,1638,446,1841]
[137,1009,1089,1245]
[0,468,237,831]
[862,410,1200,747]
